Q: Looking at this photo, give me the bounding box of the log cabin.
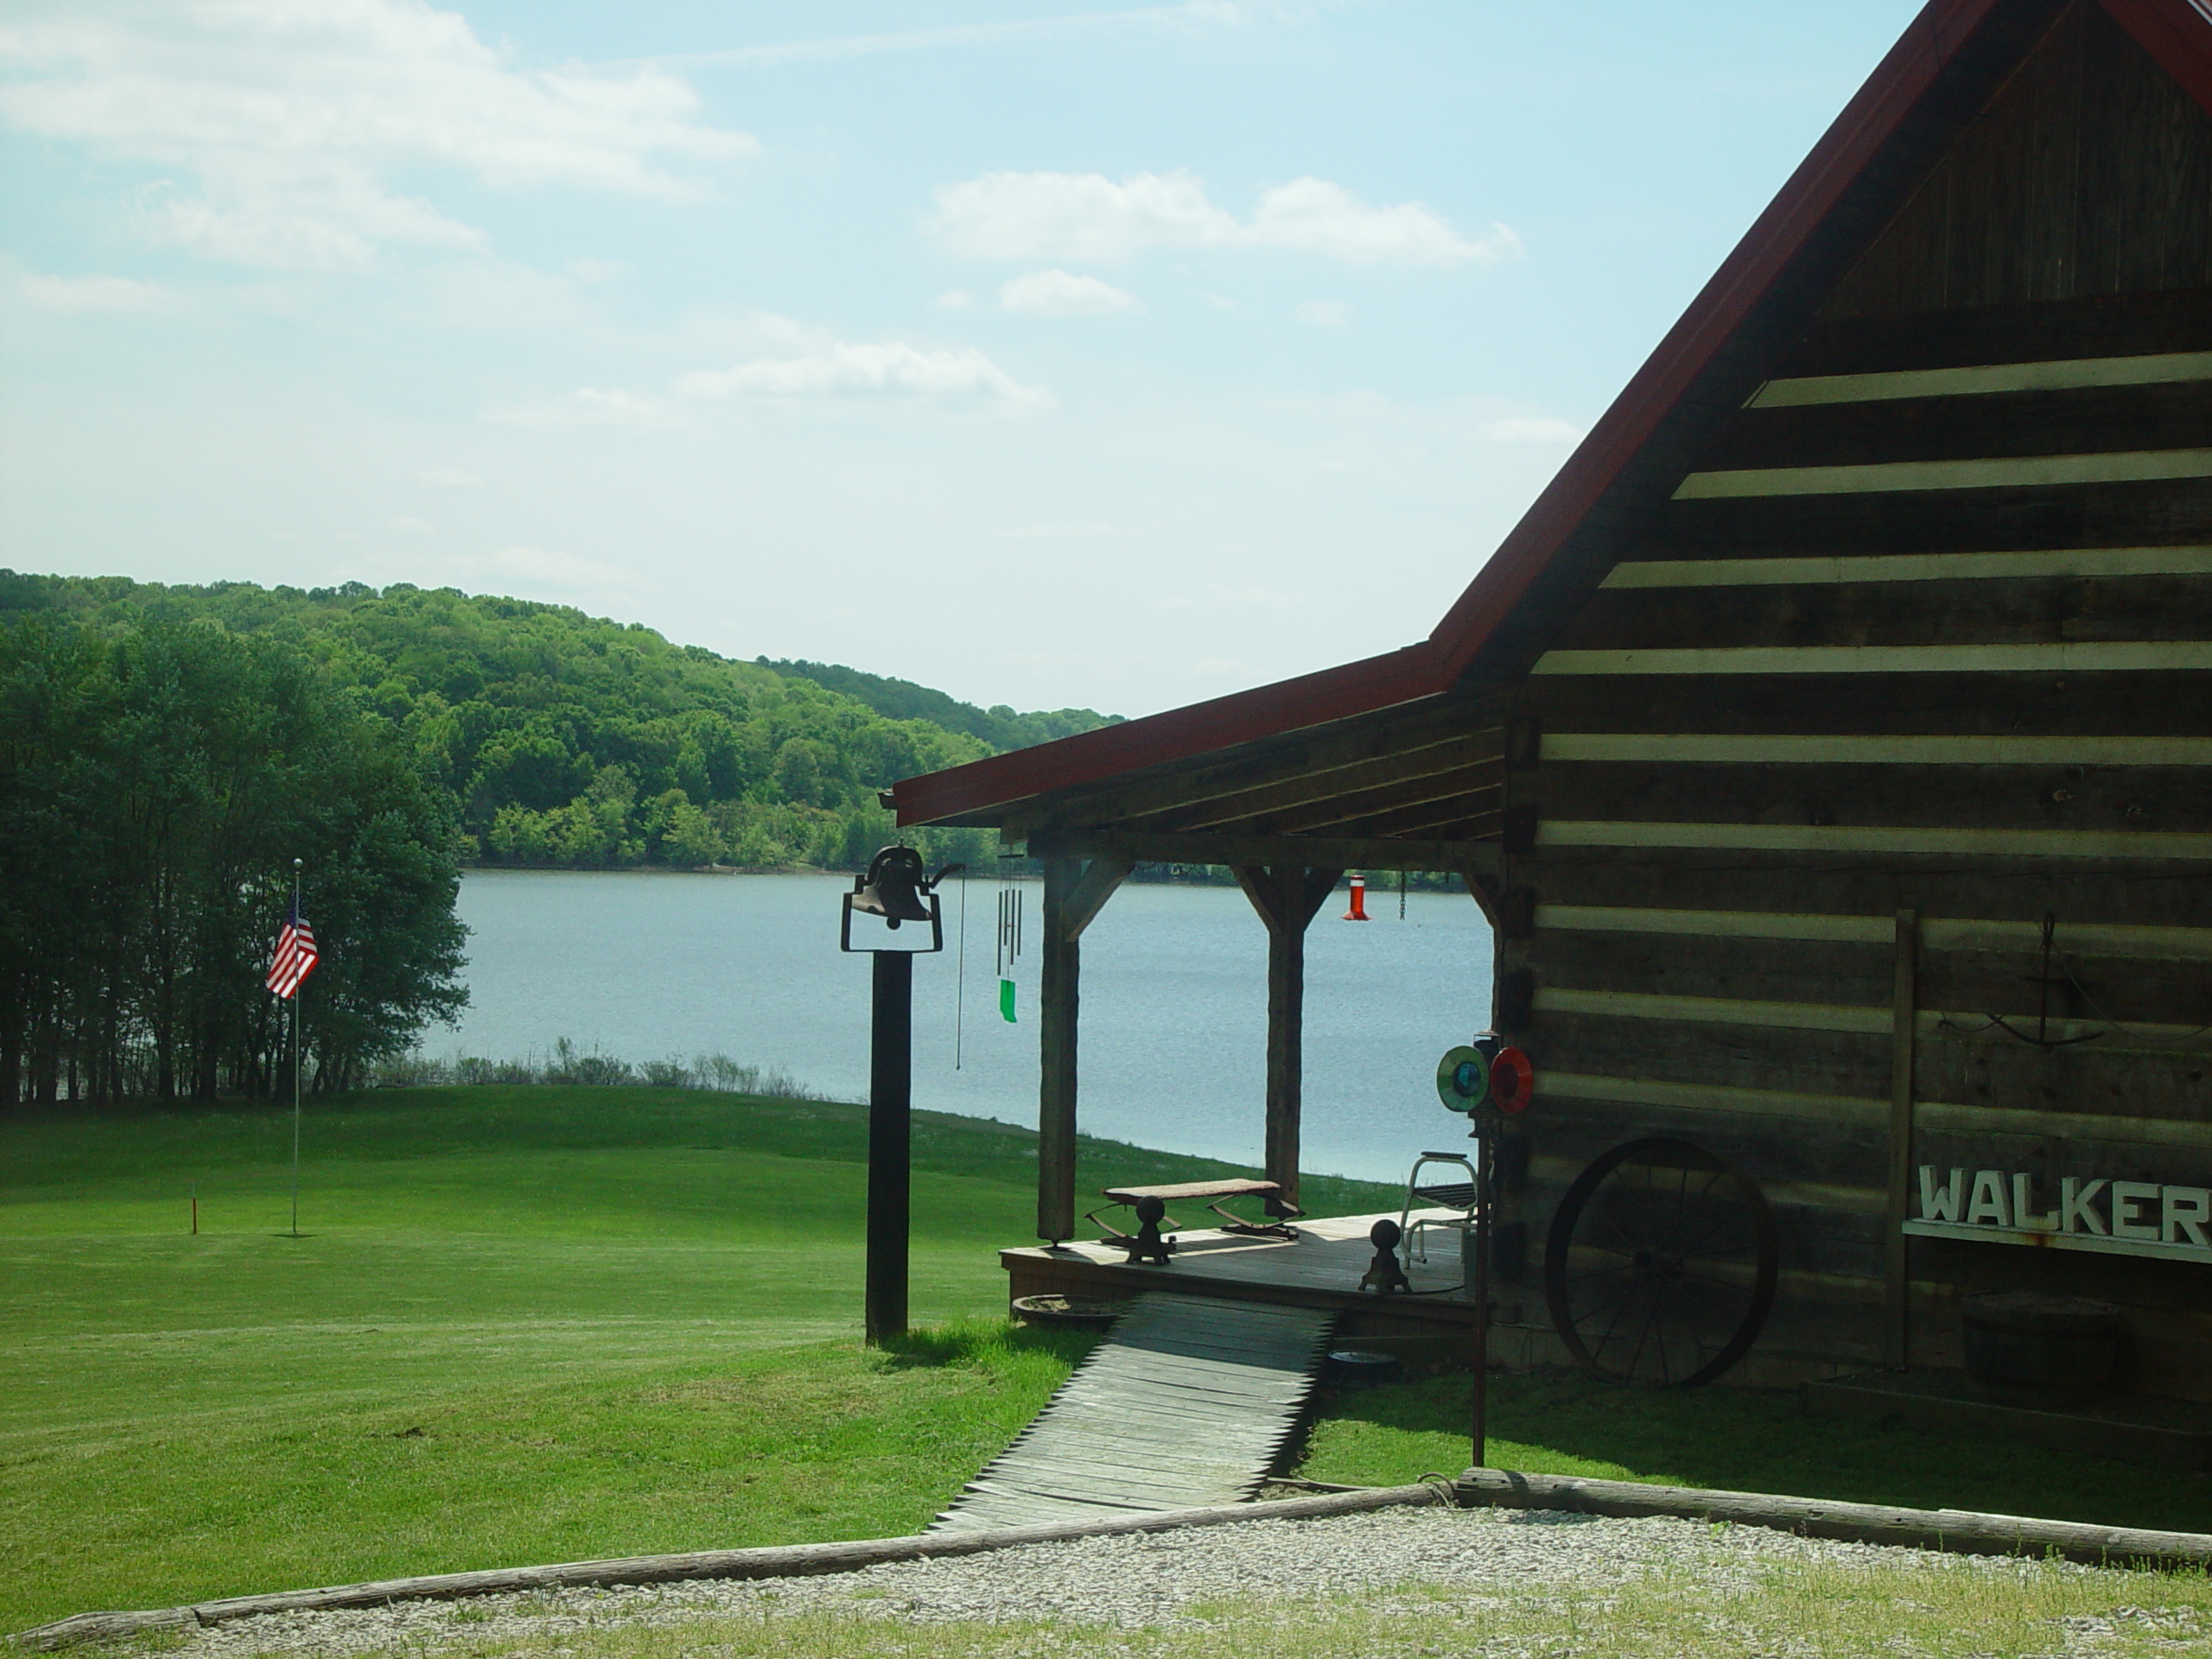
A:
[887,0,2212,1400]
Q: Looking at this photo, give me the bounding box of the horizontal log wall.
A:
[1497,0,2212,1395]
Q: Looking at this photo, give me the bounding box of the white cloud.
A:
[18,271,171,313]
[404,257,600,334]
[928,169,1516,267]
[391,515,431,534]
[1476,416,1586,444]
[931,170,1229,263]
[678,338,1048,410]
[17,271,173,313]
[1253,178,1516,266]
[483,314,1051,424]
[0,0,754,269]
[936,289,979,310]
[566,256,628,284]
[1295,299,1350,327]
[418,467,480,487]
[656,4,1309,70]
[999,269,1143,316]
[482,387,673,428]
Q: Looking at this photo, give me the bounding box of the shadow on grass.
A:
[1301,1369,2212,1535]
[878,1317,1102,1374]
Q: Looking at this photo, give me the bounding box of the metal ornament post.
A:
[1467,1044,1532,1466]
[867,950,913,1344]
[1471,1111,1495,1468]
[841,847,961,1347]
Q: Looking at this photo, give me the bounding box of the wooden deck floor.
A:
[1003,1210,1501,1344]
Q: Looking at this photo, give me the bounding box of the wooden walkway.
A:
[928,1293,1337,1533]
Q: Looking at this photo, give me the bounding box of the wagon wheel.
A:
[1543,1136,1778,1389]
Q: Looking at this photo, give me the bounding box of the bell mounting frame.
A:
[840,845,964,955]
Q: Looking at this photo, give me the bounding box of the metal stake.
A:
[866,950,913,1344]
[1471,1118,1494,1468]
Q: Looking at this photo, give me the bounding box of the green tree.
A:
[0,613,467,1105]
[0,570,1114,875]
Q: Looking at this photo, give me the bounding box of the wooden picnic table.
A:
[1088,1178,1303,1257]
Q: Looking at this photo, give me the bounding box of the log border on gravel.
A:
[1454,1469,2212,1569]
[24,1470,2212,1652]
[9,1482,1454,1652]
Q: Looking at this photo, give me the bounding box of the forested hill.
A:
[754,658,1113,752]
[0,571,1117,872]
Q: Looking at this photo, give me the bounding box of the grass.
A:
[7,1084,2212,1646]
[0,1085,1393,1634]
[1300,1369,2212,1535]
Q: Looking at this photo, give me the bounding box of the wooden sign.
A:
[1901,1165,2212,1264]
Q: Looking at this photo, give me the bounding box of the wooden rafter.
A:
[1002,695,1505,836]
[1236,770,1505,837]
[1137,731,1505,832]
[1314,791,1510,842]
[1029,828,1503,874]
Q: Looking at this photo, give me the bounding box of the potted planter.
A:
[1011,1294,1125,1331]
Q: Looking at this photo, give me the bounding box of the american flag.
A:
[267,899,319,1000]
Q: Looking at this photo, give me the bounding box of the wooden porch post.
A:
[1036,855,1132,1244]
[1234,867,1343,1211]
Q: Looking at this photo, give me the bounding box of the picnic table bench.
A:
[1085,1178,1303,1264]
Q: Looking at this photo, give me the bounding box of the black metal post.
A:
[1471,1119,1494,1469]
[866,950,913,1344]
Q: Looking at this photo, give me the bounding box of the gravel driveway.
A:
[157,1503,2151,1659]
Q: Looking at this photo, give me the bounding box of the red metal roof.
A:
[894,0,2212,830]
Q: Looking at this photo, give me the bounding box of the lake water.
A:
[435,870,1494,1185]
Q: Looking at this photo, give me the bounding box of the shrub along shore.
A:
[365,1040,823,1096]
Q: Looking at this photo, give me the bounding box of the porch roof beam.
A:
[1244,772,1505,837]
[1002,696,1506,836]
[1027,828,1502,874]
[1137,731,1506,832]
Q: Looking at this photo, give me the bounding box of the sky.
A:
[0,0,1926,719]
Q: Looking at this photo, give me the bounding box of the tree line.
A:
[0,611,467,1106]
[0,571,1117,875]
[0,570,1124,1106]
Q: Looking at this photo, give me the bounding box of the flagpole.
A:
[290,856,302,1240]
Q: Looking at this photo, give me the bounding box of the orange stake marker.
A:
[1342,874,1370,921]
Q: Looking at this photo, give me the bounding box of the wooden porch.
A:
[1003,1210,1531,1369]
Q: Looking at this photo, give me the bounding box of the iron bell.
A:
[851,846,934,928]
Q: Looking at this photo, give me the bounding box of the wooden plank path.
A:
[930,1293,1336,1533]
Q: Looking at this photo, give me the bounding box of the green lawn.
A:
[0,1086,1391,1633]
[1302,1369,2212,1535]
[5,1086,2211,1642]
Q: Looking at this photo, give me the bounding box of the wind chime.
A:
[995,878,1024,1023]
